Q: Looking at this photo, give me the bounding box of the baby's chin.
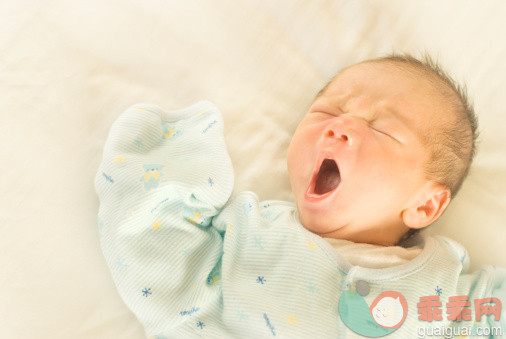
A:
[297,208,346,237]
[310,225,347,238]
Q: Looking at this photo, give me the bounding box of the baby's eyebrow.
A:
[381,110,426,145]
[321,91,352,110]
[377,104,410,127]
[385,105,405,119]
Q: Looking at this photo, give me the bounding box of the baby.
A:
[288,54,476,247]
[95,54,505,338]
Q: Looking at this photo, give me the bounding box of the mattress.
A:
[1,0,505,337]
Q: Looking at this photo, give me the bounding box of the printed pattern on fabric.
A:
[95,101,506,338]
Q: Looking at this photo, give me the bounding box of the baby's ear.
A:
[401,182,451,229]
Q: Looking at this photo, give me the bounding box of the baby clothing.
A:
[324,238,423,269]
[94,100,505,338]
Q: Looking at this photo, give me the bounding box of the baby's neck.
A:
[316,224,411,247]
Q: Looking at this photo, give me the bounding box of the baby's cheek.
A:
[286,146,305,193]
[288,140,309,172]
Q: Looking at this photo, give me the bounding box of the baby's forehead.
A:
[326,62,456,121]
[332,61,435,90]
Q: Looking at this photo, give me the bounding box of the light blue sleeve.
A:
[441,236,504,335]
[488,266,506,337]
[94,100,234,336]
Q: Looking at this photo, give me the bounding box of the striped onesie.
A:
[95,100,505,338]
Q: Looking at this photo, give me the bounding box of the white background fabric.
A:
[1,1,505,337]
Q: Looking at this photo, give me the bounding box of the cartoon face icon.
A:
[338,288,408,337]
[369,291,408,329]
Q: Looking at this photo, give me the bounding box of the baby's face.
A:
[287,62,451,245]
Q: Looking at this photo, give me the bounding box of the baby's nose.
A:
[325,128,349,143]
[323,115,368,147]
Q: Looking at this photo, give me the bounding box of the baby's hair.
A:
[316,52,480,242]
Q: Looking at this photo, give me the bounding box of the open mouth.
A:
[314,158,341,194]
[306,156,341,202]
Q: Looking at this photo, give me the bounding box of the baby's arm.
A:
[94,101,233,336]
[487,267,506,333]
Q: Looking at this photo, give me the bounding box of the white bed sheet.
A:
[1,0,505,337]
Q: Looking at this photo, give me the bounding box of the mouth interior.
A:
[314,158,341,195]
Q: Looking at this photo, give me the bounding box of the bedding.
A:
[1,0,505,337]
